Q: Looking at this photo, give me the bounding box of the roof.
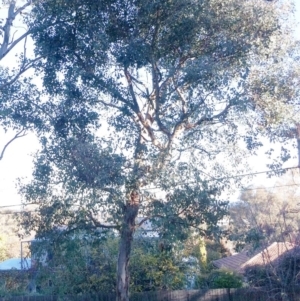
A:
[0,258,32,270]
[241,242,295,271]
[213,252,250,272]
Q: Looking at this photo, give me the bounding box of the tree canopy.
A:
[13,0,299,300]
[0,0,42,160]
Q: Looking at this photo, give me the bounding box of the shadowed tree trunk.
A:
[117,192,139,301]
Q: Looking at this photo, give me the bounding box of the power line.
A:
[210,166,299,182]
[0,183,299,214]
[0,204,25,209]
[0,166,299,210]
[241,183,300,191]
[0,210,35,214]
[0,203,35,209]
[141,166,300,190]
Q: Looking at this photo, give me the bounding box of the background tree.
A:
[17,0,297,300]
[230,170,300,251]
[244,246,300,300]
[245,1,300,169]
[0,0,42,161]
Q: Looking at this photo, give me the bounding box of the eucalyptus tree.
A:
[19,0,295,300]
[0,0,42,160]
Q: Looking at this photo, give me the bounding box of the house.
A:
[212,242,296,274]
[212,251,250,273]
[241,242,295,272]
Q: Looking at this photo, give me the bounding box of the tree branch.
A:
[0,129,27,161]
[87,211,119,229]
[124,67,164,150]
[0,56,42,90]
[73,52,135,111]
[0,1,15,59]
[188,102,232,129]
[14,1,32,18]
[4,30,31,59]
[94,99,123,111]
[151,60,194,139]
[173,78,187,115]
[0,1,32,60]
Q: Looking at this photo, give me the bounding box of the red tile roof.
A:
[213,252,249,272]
[241,242,295,271]
[212,242,296,273]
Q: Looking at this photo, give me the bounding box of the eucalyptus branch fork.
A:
[0,129,27,161]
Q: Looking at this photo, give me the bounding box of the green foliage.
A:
[32,234,118,295]
[205,240,231,263]
[184,238,230,270]
[31,234,190,295]
[182,238,233,289]
[199,238,207,267]
[247,31,300,134]
[130,239,186,292]
[194,267,243,290]
[19,0,292,226]
[209,269,243,289]
[0,271,30,297]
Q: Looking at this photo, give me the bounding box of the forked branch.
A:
[0,129,27,161]
[0,0,32,60]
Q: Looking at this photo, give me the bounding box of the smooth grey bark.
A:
[0,0,31,60]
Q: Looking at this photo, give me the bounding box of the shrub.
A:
[209,268,243,289]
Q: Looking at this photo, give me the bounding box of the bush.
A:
[30,235,188,295]
[0,271,30,297]
[209,268,243,289]
[130,239,186,292]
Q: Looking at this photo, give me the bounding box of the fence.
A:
[0,288,294,301]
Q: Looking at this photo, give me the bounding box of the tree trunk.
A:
[296,123,300,168]
[116,191,139,301]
